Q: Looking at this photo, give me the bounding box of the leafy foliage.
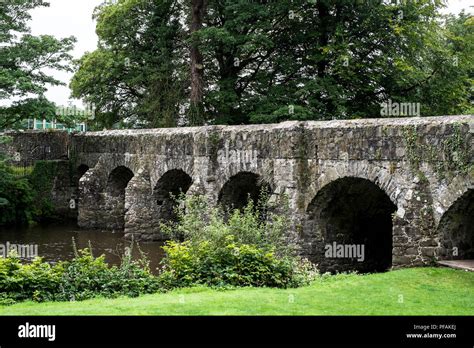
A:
[70,0,184,128]
[158,195,317,289]
[0,158,61,225]
[0,245,159,304]
[0,194,318,305]
[27,161,59,222]
[163,195,297,256]
[72,0,473,127]
[158,239,317,289]
[0,251,63,303]
[0,139,35,225]
[0,0,76,129]
[59,246,158,301]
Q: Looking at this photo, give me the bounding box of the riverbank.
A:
[0,223,165,273]
[1,267,472,315]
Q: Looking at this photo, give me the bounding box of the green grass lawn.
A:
[1,267,473,315]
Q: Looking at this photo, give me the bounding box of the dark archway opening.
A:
[75,164,89,188]
[74,164,90,215]
[153,169,193,222]
[107,166,134,197]
[77,164,89,181]
[218,172,271,213]
[105,166,134,229]
[438,189,474,260]
[306,177,397,273]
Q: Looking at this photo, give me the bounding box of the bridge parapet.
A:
[3,115,473,272]
[72,115,473,271]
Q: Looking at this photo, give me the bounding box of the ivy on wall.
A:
[28,161,60,222]
[208,131,221,168]
[403,123,472,180]
[296,124,311,210]
[0,164,34,226]
[0,135,34,225]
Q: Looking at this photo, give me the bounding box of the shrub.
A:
[158,195,318,289]
[0,136,35,226]
[57,244,159,301]
[0,162,35,226]
[0,242,159,304]
[162,194,299,257]
[0,158,59,226]
[0,251,62,303]
[158,237,317,289]
[58,249,116,301]
[0,145,66,226]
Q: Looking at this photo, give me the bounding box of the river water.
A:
[0,223,166,274]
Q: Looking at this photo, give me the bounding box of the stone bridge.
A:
[3,115,473,272]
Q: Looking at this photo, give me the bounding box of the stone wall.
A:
[0,131,75,219]
[2,116,473,272]
[0,130,70,166]
[70,115,473,272]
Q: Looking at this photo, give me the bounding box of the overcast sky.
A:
[26,0,473,108]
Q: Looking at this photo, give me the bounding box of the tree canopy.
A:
[71,0,184,128]
[0,0,76,129]
[71,0,473,128]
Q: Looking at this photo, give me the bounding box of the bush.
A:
[0,251,62,303]
[162,194,298,257]
[0,140,66,226]
[0,243,159,304]
[158,195,318,289]
[58,245,159,301]
[0,162,35,226]
[0,158,58,226]
[0,136,34,225]
[158,237,317,289]
[0,193,319,305]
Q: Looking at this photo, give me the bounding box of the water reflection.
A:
[0,223,166,274]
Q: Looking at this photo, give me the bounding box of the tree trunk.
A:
[316,1,329,78]
[189,0,206,125]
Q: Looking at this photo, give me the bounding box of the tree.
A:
[244,0,473,122]
[71,0,184,129]
[71,0,473,127]
[197,0,298,124]
[408,11,474,116]
[188,0,206,125]
[0,0,76,129]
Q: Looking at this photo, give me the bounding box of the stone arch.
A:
[218,171,271,212]
[437,188,474,260]
[306,161,405,209]
[431,173,474,225]
[104,166,135,230]
[107,166,134,197]
[153,169,193,223]
[304,176,397,273]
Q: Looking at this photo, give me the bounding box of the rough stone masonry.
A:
[2,115,473,272]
